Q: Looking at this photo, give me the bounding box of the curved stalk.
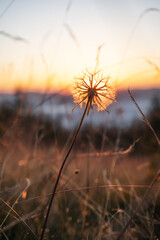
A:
[40,98,90,240]
[116,170,160,240]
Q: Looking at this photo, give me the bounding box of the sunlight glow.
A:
[0,0,160,92]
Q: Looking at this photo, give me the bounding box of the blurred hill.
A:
[0,89,160,128]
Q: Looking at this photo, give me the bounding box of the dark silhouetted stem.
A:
[39,99,90,240]
[128,89,160,146]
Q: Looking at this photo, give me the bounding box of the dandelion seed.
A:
[72,69,116,114]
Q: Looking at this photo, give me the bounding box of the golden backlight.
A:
[0,1,160,93]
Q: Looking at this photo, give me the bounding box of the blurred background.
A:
[0,0,160,91]
[0,1,160,239]
[0,0,160,128]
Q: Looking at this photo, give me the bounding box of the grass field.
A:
[0,91,160,240]
[1,1,160,239]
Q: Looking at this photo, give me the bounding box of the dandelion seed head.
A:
[72,69,116,114]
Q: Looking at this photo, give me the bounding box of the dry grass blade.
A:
[0,198,38,239]
[115,90,160,239]
[146,58,160,73]
[77,138,140,158]
[116,170,160,240]
[0,31,29,44]
[124,8,160,60]
[0,0,16,19]
[116,7,160,84]
[17,184,152,204]
[0,227,8,240]
[66,0,73,12]
[94,43,104,73]
[0,179,31,228]
[64,23,81,50]
[139,8,160,19]
[0,152,12,188]
[3,209,40,233]
[128,89,160,146]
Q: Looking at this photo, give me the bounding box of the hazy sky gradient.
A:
[0,0,160,92]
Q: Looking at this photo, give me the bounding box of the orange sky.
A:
[0,0,160,93]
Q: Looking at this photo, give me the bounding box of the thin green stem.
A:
[39,98,90,240]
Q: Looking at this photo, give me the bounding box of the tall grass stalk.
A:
[116,89,160,239]
[116,170,160,240]
[17,184,154,204]
[128,89,160,145]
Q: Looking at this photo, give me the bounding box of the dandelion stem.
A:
[39,98,90,240]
